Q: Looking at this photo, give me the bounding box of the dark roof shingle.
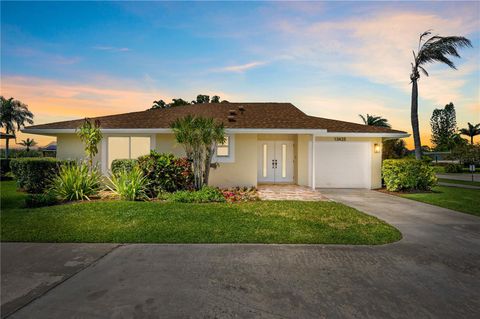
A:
[25,102,407,134]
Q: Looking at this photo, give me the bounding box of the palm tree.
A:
[171,116,225,189]
[410,31,472,160]
[0,96,34,158]
[460,122,480,144]
[18,138,37,152]
[359,114,391,128]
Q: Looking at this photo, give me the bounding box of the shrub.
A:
[111,159,138,176]
[137,151,193,196]
[25,192,58,208]
[106,166,149,201]
[0,158,11,179]
[10,158,69,193]
[382,159,437,192]
[167,186,225,203]
[444,163,463,173]
[50,163,101,201]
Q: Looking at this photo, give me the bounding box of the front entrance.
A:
[257,141,294,183]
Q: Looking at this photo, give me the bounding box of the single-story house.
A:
[23,103,409,189]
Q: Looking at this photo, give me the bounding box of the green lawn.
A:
[400,186,480,217]
[438,178,480,187]
[0,181,400,244]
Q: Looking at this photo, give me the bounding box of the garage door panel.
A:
[315,141,371,188]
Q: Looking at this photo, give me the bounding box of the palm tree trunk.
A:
[5,128,10,159]
[411,78,422,160]
[471,135,474,145]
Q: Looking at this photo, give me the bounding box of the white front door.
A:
[258,141,294,183]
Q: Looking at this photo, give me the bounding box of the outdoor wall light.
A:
[374,143,380,153]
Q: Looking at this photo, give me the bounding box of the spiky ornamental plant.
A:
[77,118,103,169]
[410,31,472,160]
[459,122,480,145]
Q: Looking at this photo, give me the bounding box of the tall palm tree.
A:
[460,122,480,144]
[359,114,391,128]
[0,96,34,158]
[18,138,37,152]
[410,31,472,160]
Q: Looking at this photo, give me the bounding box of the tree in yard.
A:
[382,139,408,160]
[77,118,103,169]
[171,115,225,190]
[0,96,34,159]
[211,95,221,103]
[170,98,190,107]
[18,138,37,152]
[151,100,167,109]
[460,122,480,145]
[410,31,472,160]
[430,102,461,151]
[192,94,210,104]
[359,114,391,128]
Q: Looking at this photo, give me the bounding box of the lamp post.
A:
[469,164,476,182]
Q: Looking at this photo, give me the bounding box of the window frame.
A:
[102,134,155,173]
[213,134,235,163]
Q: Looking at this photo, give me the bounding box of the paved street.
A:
[2,190,479,318]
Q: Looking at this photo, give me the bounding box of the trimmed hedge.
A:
[111,159,138,176]
[444,163,463,173]
[10,158,70,193]
[382,159,437,192]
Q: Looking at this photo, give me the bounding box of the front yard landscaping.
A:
[0,181,401,244]
[400,186,480,217]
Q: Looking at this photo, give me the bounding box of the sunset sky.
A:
[1,1,479,148]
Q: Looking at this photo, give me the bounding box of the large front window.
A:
[107,136,151,169]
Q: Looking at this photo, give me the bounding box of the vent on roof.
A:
[238,105,245,114]
[227,115,236,122]
[229,109,237,116]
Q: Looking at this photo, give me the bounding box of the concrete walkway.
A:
[257,184,328,201]
[2,190,480,318]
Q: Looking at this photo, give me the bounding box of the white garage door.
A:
[315,141,371,188]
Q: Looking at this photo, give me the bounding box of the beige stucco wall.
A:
[56,134,102,166]
[155,134,185,157]
[296,134,311,186]
[313,136,383,189]
[209,134,258,188]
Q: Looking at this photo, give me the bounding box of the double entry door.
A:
[257,141,294,183]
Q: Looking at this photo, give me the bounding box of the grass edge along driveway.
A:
[0,181,400,245]
[400,186,480,217]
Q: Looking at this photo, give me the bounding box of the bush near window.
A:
[444,163,464,173]
[25,192,58,208]
[382,159,437,192]
[106,166,149,201]
[137,151,193,196]
[166,186,225,203]
[111,159,138,176]
[10,158,69,193]
[50,163,101,201]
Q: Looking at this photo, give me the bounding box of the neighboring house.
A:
[23,103,408,189]
[41,142,57,157]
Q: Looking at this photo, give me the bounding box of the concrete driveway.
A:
[2,190,480,318]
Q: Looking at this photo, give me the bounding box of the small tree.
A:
[19,138,37,152]
[171,116,225,190]
[460,122,480,145]
[359,114,391,128]
[0,96,34,158]
[430,102,458,151]
[77,118,102,169]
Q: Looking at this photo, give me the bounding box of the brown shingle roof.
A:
[25,102,407,134]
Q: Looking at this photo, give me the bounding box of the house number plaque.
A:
[334,137,346,141]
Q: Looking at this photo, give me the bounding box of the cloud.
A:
[93,46,131,52]
[213,61,266,73]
